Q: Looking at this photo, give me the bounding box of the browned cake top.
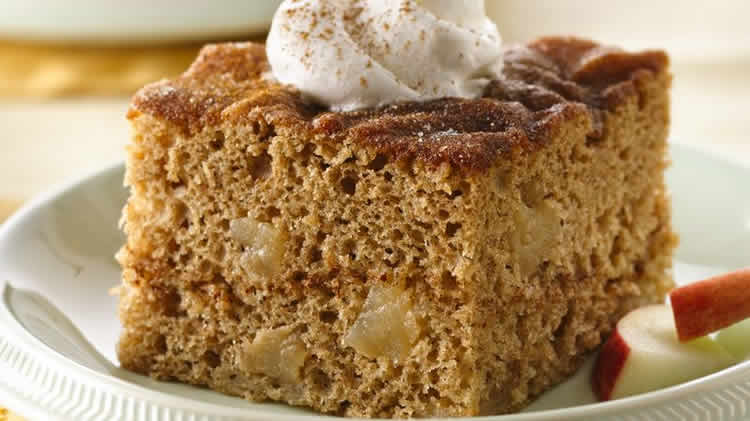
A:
[130,37,668,172]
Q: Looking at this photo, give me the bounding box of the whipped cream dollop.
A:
[266,0,504,111]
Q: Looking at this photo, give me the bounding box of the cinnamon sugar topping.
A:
[131,38,669,172]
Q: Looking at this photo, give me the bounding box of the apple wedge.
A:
[670,268,750,342]
[716,318,750,360]
[592,305,734,401]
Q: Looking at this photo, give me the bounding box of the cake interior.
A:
[117,38,676,417]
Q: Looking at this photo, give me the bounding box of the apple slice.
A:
[716,318,750,360]
[593,305,734,401]
[670,268,750,342]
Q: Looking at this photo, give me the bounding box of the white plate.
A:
[0,143,749,421]
[0,1,282,45]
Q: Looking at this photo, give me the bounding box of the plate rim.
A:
[1,143,749,421]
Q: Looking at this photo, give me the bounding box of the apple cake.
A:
[116,37,677,417]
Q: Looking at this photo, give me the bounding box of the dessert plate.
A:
[0,1,282,45]
[0,143,749,421]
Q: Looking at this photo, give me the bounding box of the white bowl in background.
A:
[0,0,282,45]
[3,1,746,59]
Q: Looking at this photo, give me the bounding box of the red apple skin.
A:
[592,329,630,401]
[670,268,750,342]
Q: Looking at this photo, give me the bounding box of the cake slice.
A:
[117,37,677,417]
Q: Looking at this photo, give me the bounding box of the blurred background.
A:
[0,1,748,419]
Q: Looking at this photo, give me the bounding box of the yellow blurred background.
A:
[1,1,748,419]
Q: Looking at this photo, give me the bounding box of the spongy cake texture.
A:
[117,37,677,417]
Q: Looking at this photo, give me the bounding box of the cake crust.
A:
[129,37,669,173]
